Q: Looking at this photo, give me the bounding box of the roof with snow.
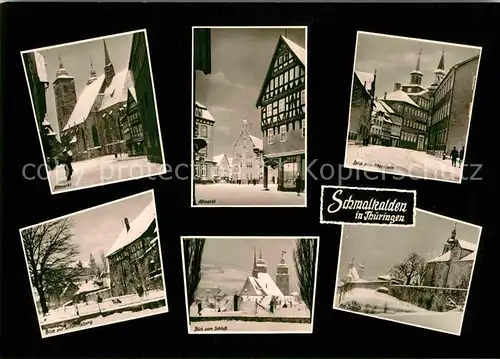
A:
[195,101,215,122]
[385,90,420,108]
[62,69,134,132]
[106,199,156,257]
[73,281,106,296]
[355,71,375,92]
[249,135,263,151]
[460,252,476,261]
[213,153,227,165]
[428,251,452,263]
[281,35,306,66]
[227,157,233,166]
[458,239,476,252]
[246,272,284,298]
[373,99,395,115]
[42,119,51,126]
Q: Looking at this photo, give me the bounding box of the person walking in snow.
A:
[295,174,302,196]
[62,149,74,181]
[450,147,459,167]
[458,146,465,168]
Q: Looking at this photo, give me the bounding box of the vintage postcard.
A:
[181,236,319,334]
[345,31,481,183]
[192,26,307,207]
[333,209,482,335]
[320,185,416,226]
[21,29,166,194]
[19,190,168,338]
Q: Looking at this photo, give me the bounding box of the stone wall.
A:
[389,285,468,312]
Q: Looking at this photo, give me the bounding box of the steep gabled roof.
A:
[195,101,215,122]
[458,239,476,252]
[355,71,375,92]
[99,69,135,112]
[106,200,157,257]
[428,251,451,263]
[63,75,105,131]
[213,153,226,165]
[247,272,285,298]
[249,135,263,151]
[385,90,420,108]
[460,252,476,261]
[256,35,306,107]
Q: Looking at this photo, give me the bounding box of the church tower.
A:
[429,49,446,94]
[103,39,116,87]
[410,50,424,86]
[89,253,98,276]
[252,247,268,278]
[276,250,290,295]
[53,55,77,133]
[87,58,98,85]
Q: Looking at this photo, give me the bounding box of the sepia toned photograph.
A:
[345,31,481,183]
[181,236,319,334]
[192,26,307,207]
[21,29,166,194]
[333,209,482,335]
[19,190,168,338]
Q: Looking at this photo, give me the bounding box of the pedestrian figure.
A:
[450,147,459,167]
[197,300,202,316]
[295,174,302,196]
[253,178,257,186]
[62,149,74,181]
[114,153,118,159]
[458,146,465,168]
[269,297,275,313]
[272,176,275,184]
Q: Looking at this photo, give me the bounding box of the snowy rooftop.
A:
[42,119,51,126]
[227,157,233,166]
[460,252,476,261]
[99,69,135,112]
[74,281,105,296]
[247,272,284,298]
[428,251,451,263]
[385,90,420,108]
[106,200,156,257]
[281,35,306,66]
[34,52,48,83]
[355,71,375,92]
[213,153,226,165]
[63,75,105,131]
[195,101,215,122]
[249,135,263,151]
[373,99,395,115]
[458,239,476,252]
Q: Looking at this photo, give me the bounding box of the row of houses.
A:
[193,31,306,192]
[350,50,479,158]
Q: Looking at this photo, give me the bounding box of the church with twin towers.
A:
[52,38,137,161]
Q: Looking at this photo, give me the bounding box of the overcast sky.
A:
[195,27,306,157]
[30,32,134,136]
[337,210,482,281]
[196,237,314,295]
[34,191,154,266]
[354,32,481,98]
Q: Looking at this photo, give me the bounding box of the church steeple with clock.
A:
[53,55,77,133]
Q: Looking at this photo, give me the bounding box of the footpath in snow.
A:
[48,155,165,192]
[194,183,305,206]
[345,145,461,182]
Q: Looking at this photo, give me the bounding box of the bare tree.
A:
[293,238,318,312]
[184,238,205,308]
[21,218,82,314]
[99,249,109,274]
[389,252,427,285]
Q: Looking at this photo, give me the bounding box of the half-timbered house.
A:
[213,153,231,182]
[256,35,306,192]
[231,120,264,183]
[121,88,145,156]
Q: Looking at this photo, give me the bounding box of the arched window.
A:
[92,125,100,147]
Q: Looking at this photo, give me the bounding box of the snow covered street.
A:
[194,183,305,206]
[345,145,462,182]
[48,155,165,192]
[378,311,463,334]
[190,320,312,333]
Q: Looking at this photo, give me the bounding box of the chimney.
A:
[384,92,387,100]
[123,218,130,232]
[394,83,401,92]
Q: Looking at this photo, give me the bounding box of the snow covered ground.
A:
[345,145,461,182]
[377,311,463,334]
[43,306,167,337]
[39,289,166,325]
[194,183,305,206]
[190,320,312,333]
[49,155,165,192]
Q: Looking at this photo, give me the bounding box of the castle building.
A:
[427,54,480,158]
[350,71,375,145]
[231,120,263,183]
[106,200,162,297]
[240,248,285,300]
[256,35,306,192]
[275,251,290,296]
[423,224,477,288]
[194,101,216,183]
[56,40,135,161]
